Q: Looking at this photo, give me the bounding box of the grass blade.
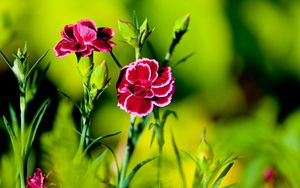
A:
[171,130,187,188]
[26,50,48,81]
[123,156,158,188]
[212,162,234,188]
[0,50,12,70]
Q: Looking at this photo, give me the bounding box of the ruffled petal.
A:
[126,63,151,84]
[74,20,97,44]
[117,68,131,93]
[124,95,153,117]
[139,58,159,81]
[117,90,131,110]
[152,94,173,107]
[79,46,94,57]
[54,40,71,57]
[92,39,112,52]
[152,67,173,88]
[152,80,174,97]
[78,19,97,30]
[61,24,76,41]
[97,27,114,40]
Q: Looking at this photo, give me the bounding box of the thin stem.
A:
[19,83,26,188]
[135,47,141,60]
[119,114,136,188]
[110,51,122,69]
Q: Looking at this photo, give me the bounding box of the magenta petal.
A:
[139,58,159,81]
[78,19,97,31]
[74,23,97,44]
[152,94,173,107]
[54,40,70,57]
[126,62,151,84]
[152,67,173,88]
[117,91,131,110]
[98,27,115,39]
[152,82,174,97]
[124,95,153,116]
[61,24,75,41]
[92,39,112,52]
[80,46,94,57]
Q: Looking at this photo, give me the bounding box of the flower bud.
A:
[196,130,213,165]
[89,60,108,92]
[77,56,93,82]
[173,13,190,36]
[118,19,138,48]
[12,47,28,83]
[139,18,153,47]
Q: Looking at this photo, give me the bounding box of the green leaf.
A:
[174,52,195,67]
[118,20,138,48]
[25,50,48,82]
[83,131,121,154]
[0,50,12,70]
[123,156,158,188]
[161,110,177,125]
[8,104,18,132]
[212,162,234,188]
[2,115,16,140]
[171,130,187,188]
[26,99,50,154]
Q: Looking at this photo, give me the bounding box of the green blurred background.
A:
[1,0,300,187]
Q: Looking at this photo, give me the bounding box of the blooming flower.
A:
[54,19,115,58]
[26,168,47,188]
[117,58,175,116]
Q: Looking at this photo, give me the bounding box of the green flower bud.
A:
[173,13,190,37]
[139,18,153,47]
[196,130,213,165]
[89,60,108,92]
[77,56,93,83]
[12,47,28,84]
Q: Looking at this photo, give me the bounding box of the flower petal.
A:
[124,95,153,117]
[97,27,114,40]
[152,80,174,97]
[79,46,94,57]
[139,58,159,81]
[126,62,151,84]
[53,40,70,57]
[117,90,131,110]
[152,94,173,107]
[74,20,97,44]
[61,24,76,41]
[92,39,112,52]
[152,67,173,88]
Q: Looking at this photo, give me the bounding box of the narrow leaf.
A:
[171,130,187,188]
[26,50,48,81]
[26,99,50,152]
[161,110,177,125]
[8,104,18,132]
[83,131,121,154]
[2,115,16,139]
[174,52,195,67]
[212,162,234,188]
[0,50,12,70]
[123,156,158,188]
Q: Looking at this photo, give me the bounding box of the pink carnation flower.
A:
[117,58,175,116]
[26,168,47,188]
[54,19,115,58]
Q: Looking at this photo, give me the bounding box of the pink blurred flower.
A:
[117,58,175,116]
[26,168,47,188]
[54,19,115,58]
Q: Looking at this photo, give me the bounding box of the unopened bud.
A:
[90,60,108,91]
[196,130,213,164]
[77,56,93,81]
[173,13,190,37]
[139,18,153,47]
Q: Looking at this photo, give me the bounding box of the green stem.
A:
[135,47,141,60]
[110,51,122,69]
[119,115,136,188]
[19,84,26,188]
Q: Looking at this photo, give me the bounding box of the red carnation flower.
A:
[117,58,175,116]
[54,19,115,58]
[26,168,47,188]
